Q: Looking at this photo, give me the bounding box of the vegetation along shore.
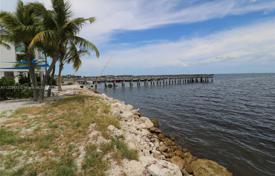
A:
[0,87,232,176]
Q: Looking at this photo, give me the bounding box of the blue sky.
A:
[1,0,275,76]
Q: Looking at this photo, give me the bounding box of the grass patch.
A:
[95,115,120,138]
[3,151,22,169]
[82,144,108,176]
[0,95,121,175]
[0,111,8,118]
[37,133,56,149]
[48,121,59,128]
[53,152,77,176]
[3,148,77,176]
[100,138,138,162]
[0,128,20,146]
[111,138,138,161]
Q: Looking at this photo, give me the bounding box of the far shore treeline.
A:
[0,0,99,101]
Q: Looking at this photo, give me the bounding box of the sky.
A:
[1,0,275,76]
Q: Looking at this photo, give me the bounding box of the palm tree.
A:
[0,1,42,101]
[57,41,90,91]
[28,0,99,99]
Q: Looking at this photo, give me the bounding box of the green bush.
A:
[18,75,57,86]
[0,77,32,100]
[0,77,16,86]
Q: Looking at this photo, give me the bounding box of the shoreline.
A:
[88,88,232,176]
[0,87,232,176]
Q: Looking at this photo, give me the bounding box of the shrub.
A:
[0,77,15,100]
[0,77,32,100]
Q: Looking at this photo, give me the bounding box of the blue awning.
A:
[0,64,49,70]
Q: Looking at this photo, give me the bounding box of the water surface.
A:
[100,74,275,176]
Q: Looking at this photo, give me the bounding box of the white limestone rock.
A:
[123,160,145,176]
[147,160,182,176]
[107,125,123,138]
[139,117,154,129]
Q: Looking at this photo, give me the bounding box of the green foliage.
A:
[82,144,108,176]
[53,152,76,176]
[3,151,22,169]
[100,137,139,163]
[1,0,100,100]
[0,77,32,100]
[0,77,15,86]
[0,95,122,175]
[111,138,138,161]
[0,128,19,146]
[0,151,76,176]
[18,77,30,86]
[0,0,43,101]
[37,133,55,149]
[48,121,59,128]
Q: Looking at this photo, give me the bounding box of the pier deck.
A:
[76,74,214,89]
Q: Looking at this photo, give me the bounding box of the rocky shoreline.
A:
[88,89,232,176]
[0,86,231,176]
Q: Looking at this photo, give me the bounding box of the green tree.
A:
[57,42,90,91]
[28,0,99,100]
[0,1,42,101]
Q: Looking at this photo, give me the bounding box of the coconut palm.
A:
[28,0,99,99]
[0,1,42,101]
[57,41,90,91]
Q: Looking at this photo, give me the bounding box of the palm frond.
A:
[15,0,25,23]
[0,12,21,31]
[52,0,72,26]
[62,17,96,34]
[71,36,100,58]
[29,30,57,49]
[26,3,57,30]
[66,43,82,70]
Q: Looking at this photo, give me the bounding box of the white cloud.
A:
[2,0,275,43]
[79,18,275,75]
[1,0,275,74]
[70,0,275,44]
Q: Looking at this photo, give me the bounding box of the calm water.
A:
[100,73,275,176]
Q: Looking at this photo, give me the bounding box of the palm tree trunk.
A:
[57,62,64,91]
[47,65,55,97]
[38,56,58,101]
[26,52,38,101]
[29,64,38,101]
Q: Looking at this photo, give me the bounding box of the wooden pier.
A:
[77,74,214,89]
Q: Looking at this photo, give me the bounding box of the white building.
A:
[0,43,29,82]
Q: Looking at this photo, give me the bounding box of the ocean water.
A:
[99,73,275,176]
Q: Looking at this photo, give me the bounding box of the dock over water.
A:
[77,74,214,89]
